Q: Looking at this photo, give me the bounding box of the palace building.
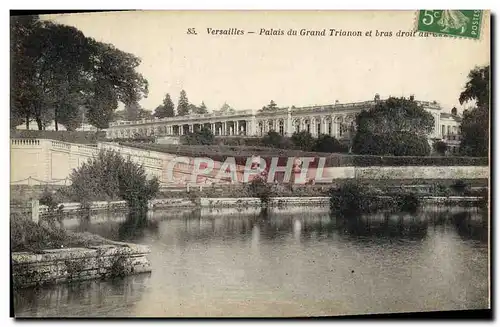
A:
[105,95,462,149]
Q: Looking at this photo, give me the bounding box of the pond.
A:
[13,206,489,317]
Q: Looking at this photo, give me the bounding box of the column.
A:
[235,121,239,135]
[286,108,293,137]
[251,114,257,136]
[222,121,227,136]
[332,116,337,138]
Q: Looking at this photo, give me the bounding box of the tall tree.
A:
[458,65,490,157]
[188,101,209,115]
[137,108,153,120]
[352,97,434,156]
[459,65,489,108]
[83,38,148,128]
[177,90,189,116]
[198,101,208,114]
[261,100,278,111]
[154,93,175,118]
[124,101,141,121]
[10,15,41,129]
[188,104,199,115]
[11,17,88,130]
[10,15,148,130]
[219,102,234,113]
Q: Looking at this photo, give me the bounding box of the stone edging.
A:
[12,242,151,289]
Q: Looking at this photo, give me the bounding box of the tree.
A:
[10,15,148,130]
[187,104,199,115]
[459,106,488,157]
[83,38,148,128]
[352,97,434,156]
[261,100,278,111]
[11,18,89,130]
[113,110,127,121]
[433,140,448,155]
[458,65,490,157]
[355,97,435,136]
[219,102,234,113]
[124,101,141,121]
[137,108,153,120]
[177,90,189,116]
[153,93,175,118]
[459,65,489,108]
[198,102,208,114]
[189,102,209,115]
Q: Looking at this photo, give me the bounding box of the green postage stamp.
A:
[417,10,483,39]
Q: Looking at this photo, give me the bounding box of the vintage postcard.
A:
[10,10,490,318]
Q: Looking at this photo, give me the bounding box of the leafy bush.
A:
[433,140,448,155]
[329,181,370,215]
[313,134,348,153]
[330,182,422,215]
[10,214,110,252]
[291,131,315,151]
[396,193,421,213]
[431,183,451,196]
[183,126,215,145]
[70,150,159,211]
[451,179,470,194]
[353,131,430,156]
[39,188,60,211]
[246,176,274,206]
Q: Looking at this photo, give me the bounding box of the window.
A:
[279,120,284,135]
[328,122,332,136]
[441,125,445,137]
[295,121,300,133]
[317,123,321,136]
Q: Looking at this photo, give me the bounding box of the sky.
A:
[44,10,490,114]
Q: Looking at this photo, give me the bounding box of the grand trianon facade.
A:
[105,95,462,149]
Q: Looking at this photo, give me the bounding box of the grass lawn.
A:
[10,214,113,253]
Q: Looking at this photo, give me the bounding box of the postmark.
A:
[417,10,483,39]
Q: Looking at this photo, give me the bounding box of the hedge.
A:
[121,143,488,167]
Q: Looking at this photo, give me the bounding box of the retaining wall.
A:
[11,242,151,289]
[11,138,489,187]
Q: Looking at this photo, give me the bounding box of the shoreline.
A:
[10,195,487,219]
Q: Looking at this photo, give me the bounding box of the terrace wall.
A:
[10,139,489,187]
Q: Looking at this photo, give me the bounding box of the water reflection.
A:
[14,206,489,317]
